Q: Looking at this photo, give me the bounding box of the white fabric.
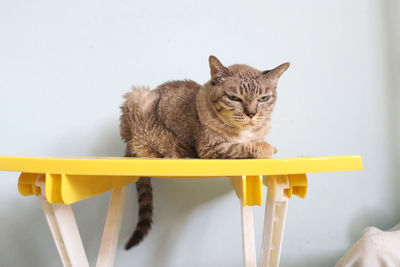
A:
[335,223,400,267]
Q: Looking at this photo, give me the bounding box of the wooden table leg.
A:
[260,175,289,267]
[40,197,89,267]
[232,175,259,267]
[96,186,128,267]
[241,204,257,267]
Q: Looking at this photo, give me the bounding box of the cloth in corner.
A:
[335,223,400,267]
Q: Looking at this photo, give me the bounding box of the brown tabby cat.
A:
[120,56,289,249]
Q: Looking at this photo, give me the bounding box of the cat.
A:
[120,55,289,249]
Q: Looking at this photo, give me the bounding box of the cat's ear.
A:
[262,62,290,80]
[209,55,231,84]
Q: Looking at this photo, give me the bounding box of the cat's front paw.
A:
[253,142,277,159]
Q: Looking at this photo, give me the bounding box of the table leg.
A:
[96,186,128,267]
[241,202,257,267]
[260,175,289,267]
[40,197,89,267]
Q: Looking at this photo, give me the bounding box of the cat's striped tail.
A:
[125,176,153,250]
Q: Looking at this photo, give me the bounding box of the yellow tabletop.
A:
[0,155,363,205]
[0,155,362,176]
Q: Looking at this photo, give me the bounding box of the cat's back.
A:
[156,80,201,98]
[155,80,202,146]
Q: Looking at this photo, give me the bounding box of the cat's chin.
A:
[230,121,251,129]
[244,120,258,127]
[249,120,257,126]
[237,122,256,130]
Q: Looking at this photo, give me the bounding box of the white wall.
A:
[0,1,398,266]
[383,0,400,220]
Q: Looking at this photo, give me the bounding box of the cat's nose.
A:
[246,112,255,118]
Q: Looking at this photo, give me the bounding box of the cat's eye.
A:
[258,95,271,102]
[227,95,242,102]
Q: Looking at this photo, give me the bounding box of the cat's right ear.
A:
[209,55,231,85]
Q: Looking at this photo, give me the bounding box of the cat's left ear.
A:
[262,62,290,80]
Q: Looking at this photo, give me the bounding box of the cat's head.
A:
[205,55,289,129]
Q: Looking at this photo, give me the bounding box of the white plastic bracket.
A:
[260,175,290,267]
[36,173,128,267]
[241,204,257,267]
[96,186,128,267]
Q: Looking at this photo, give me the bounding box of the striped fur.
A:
[125,176,153,250]
[119,56,289,249]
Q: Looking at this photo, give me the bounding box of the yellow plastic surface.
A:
[241,175,263,206]
[231,176,264,206]
[287,174,308,199]
[60,174,138,204]
[0,155,362,205]
[18,172,41,196]
[0,155,362,176]
[20,173,138,204]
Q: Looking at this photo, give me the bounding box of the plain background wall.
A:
[0,0,398,266]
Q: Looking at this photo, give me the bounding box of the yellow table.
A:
[0,155,362,267]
